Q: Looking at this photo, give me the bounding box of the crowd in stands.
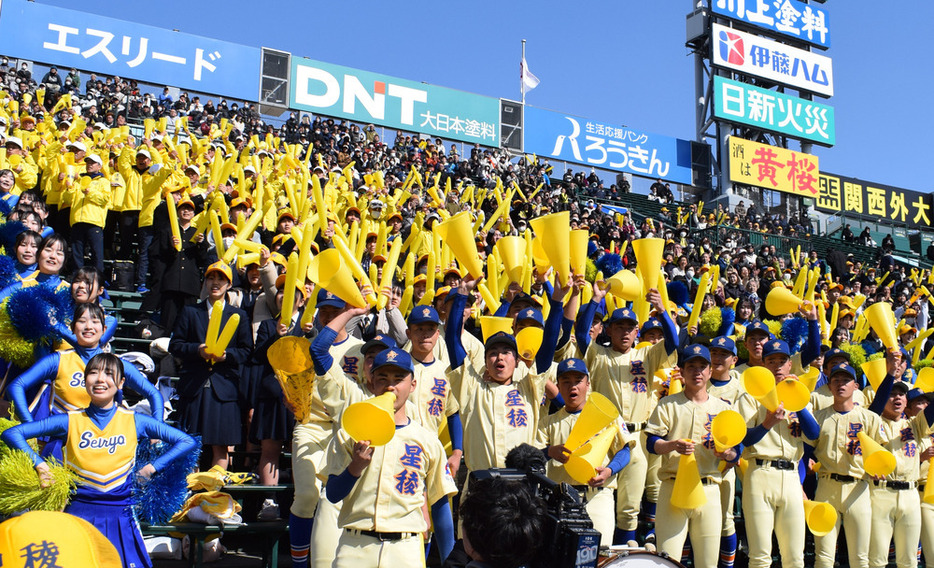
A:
[1,56,933,568]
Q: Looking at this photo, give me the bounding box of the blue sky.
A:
[34,1,934,193]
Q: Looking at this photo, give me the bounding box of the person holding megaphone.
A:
[737,339,820,568]
[574,280,678,544]
[804,353,896,568]
[865,350,934,568]
[645,344,742,568]
[537,358,634,546]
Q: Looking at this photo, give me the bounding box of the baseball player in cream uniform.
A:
[577,283,678,543]
[645,344,741,568]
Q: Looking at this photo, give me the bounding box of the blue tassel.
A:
[668,280,689,307]
[781,316,808,355]
[0,222,25,255]
[719,307,736,336]
[0,255,17,290]
[7,284,72,342]
[133,435,202,524]
[595,253,624,278]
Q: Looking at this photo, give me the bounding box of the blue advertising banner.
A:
[523,106,694,184]
[711,0,830,49]
[714,76,835,146]
[0,0,261,101]
[290,57,500,146]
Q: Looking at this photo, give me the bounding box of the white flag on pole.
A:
[521,56,540,93]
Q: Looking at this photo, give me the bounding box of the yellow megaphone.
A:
[479,316,513,342]
[864,301,899,350]
[267,336,314,423]
[569,229,589,277]
[342,392,397,446]
[495,236,526,284]
[565,426,617,485]
[916,367,934,393]
[924,460,934,505]
[632,238,664,295]
[798,366,821,392]
[711,410,746,452]
[742,367,780,412]
[564,392,620,452]
[515,326,543,361]
[7,153,21,168]
[80,175,92,189]
[306,248,367,308]
[668,374,683,396]
[774,378,811,412]
[803,500,837,536]
[529,211,571,285]
[857,431,896,477]
[532,236,551,272]
[434,211,483,279]
[765,287,811,316]
[671,451,707,509]
[605,269,641,302]
[860,358,887,391]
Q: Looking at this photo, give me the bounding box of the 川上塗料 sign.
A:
[711,0,830,49]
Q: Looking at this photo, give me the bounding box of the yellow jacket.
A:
[70,174,112,227]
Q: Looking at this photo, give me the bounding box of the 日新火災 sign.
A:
[714,76,835,146]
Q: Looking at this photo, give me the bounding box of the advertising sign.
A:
[523,106,693,184]
[714,76,835,146]
[290,57,500,146]
[711,0,830,49]
[0,0,261,101]
[711,23,834,97]
[728,136,819,197]
[817,173,934,229]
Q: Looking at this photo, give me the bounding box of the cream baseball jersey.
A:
[586,341,670,424]
[808,405,885,478]
[645,392,733,481]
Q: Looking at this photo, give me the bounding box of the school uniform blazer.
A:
[168,301,253,401]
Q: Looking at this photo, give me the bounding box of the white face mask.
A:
[222,236,234,249]
[686,268,695,279]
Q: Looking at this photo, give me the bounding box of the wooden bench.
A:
[142,519,288,568]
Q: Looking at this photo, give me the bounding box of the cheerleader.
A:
[8,303,164,457]
[0,233,68,301]
[11,229,40,279]
[1,352,196,568]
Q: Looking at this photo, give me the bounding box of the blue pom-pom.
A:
[133,435,202,524]
[0,255,17,290]
[781,316,808,355]
[7,284,72,342]
[668,281,689,307]
[0,222,25,255]
[595,253,624,277]
[720,307,736,336]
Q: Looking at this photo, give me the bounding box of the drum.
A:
[598,547,686,567]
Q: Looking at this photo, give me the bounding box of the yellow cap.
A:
[204,260,232,282]
[0,511,122,567]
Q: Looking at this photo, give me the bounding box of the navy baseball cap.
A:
[746,320,771,338]
[891,381,910,395]
[823,348,851,368]
[641,318,662,334]
[607,308,639,325]
[316,289,346,309]
[828,363,857,382]
[515,307,544,327]
[709,336,736,355]
[371,347,414,375]
[361,334,396,356]
[485,331,518,353]
[556,358,589,377]
[408,305,441,326]
[908,388,933,403]
[682,344,711,365]
[762,339,791,359]
[511,292,538,309]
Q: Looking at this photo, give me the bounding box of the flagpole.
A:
[521,39,526,106]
